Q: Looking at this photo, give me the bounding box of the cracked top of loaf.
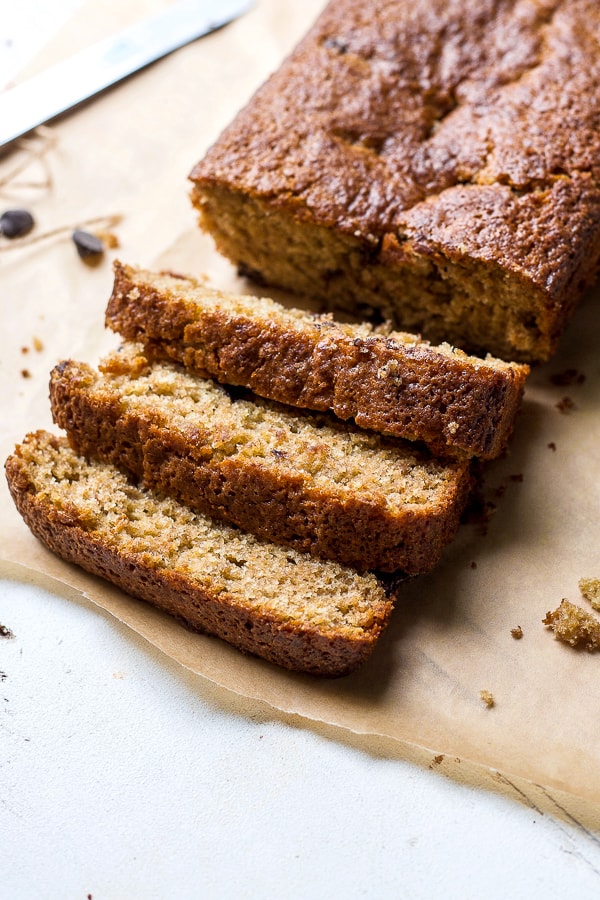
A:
[191,0,600,304]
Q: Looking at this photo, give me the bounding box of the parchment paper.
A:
[2,0,600,814]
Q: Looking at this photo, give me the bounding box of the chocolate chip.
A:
[72,229,104,262]
[0,208,35,238]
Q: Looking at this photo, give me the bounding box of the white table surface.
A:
[2,5,600,898]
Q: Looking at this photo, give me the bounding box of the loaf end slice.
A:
[49,345,472,575]
[106,262,529,460]
[5,431,394,677]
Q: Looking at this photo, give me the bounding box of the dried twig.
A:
[0,126,57,192]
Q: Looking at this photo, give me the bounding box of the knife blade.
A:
[0,0,253,150]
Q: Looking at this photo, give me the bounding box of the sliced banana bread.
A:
[5,430,394,676]
[106,262,528,459]
[49,344,472,575]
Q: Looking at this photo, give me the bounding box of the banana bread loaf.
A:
[106,262,529,459]
[49,344,472,575]
[5,430,394,676]
[189,0,600,363]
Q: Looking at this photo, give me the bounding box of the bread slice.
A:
[5,430,394,676]
[106,262,528,460]
[189,0,600,363]
[49,344,471,575]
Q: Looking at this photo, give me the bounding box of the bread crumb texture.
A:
[480,690,495,708]
[578,577,600,612]
[543,599,600,652]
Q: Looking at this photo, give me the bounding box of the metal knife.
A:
[0,0,253,150]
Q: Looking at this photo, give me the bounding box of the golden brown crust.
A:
[5,432,393,677]
[106,262,528,459]
[49,352,472,575]
[189,0,600,362]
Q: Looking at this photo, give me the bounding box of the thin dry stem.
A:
[0,127,57,192]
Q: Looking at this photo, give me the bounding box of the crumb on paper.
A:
[0,624,14,638]
[21,338,44,354]
[511,625,523,639]
[432,754,444,766]
[579,577,600,612]
[547,441,557,451]
[543,599,600,652]
[20,368,31,379]
[556,396,575,414]
[480,690,495,708]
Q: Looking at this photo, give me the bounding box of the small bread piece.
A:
[578,577,600,612]
[189,0,600,363]
[5,431,394,676]
[543,599,600,652]
[106,262,529,459]
[49,344,471,575]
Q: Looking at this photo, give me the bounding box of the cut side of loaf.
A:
[189,0,600,363]
[106,262,529,460]
[5,431,394,677]
[49,344,472,575]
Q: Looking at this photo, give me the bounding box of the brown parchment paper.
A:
[2,0,600,812]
